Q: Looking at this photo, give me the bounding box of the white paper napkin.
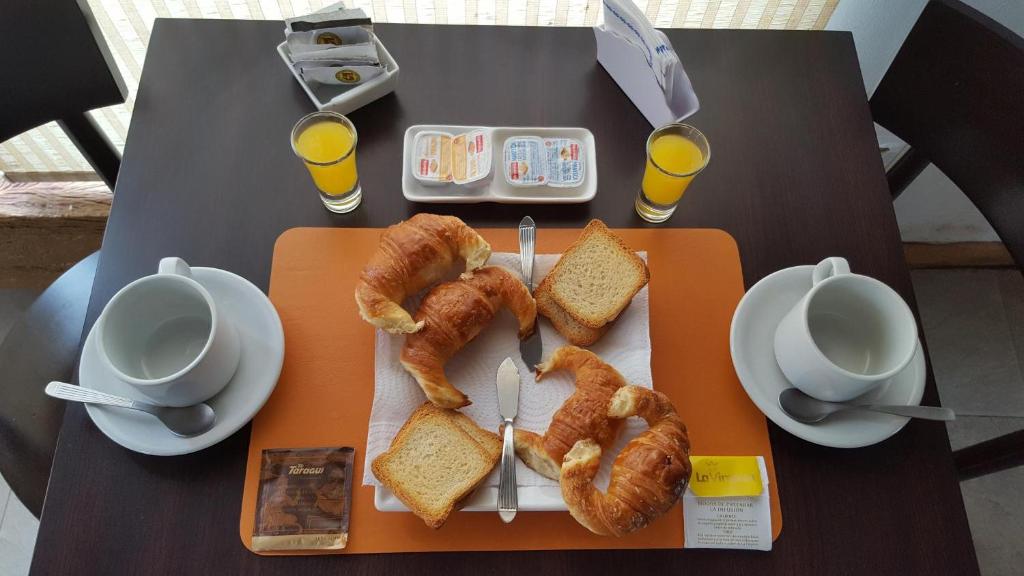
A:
[362,252,652,489]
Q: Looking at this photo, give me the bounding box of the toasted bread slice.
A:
[536,274,609,346]
[371,404,498,528]
[548,220,649,329]
[420,402,502,460]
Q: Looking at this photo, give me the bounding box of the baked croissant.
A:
[560,386,692,536]
[355,213,491,334]
[513,346,627,479]
[401,266,536,408]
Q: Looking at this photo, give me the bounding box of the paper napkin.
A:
[595,0,700,127]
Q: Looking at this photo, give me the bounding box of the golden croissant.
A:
[513,346,627,479]
[355,213,491,334]
[560,386,692,536]
[401,266,536,408]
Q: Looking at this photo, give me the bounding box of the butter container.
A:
[451,130,492,186]
[504,136,585,187]
[504,137,545,186]
[542,137,585,187]
[411,129,492,187]
[411,131,453,185]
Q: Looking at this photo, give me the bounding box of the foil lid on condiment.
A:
[412,129,492,186]
[504,136,585,188]
[411,131,454,184]
[451,130,492,185]
[542,137,585,187]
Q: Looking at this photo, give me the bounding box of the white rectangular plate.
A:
[375,485,567,512]
[401,125,598,204]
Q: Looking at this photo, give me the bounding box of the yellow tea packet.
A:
[253,447,354,551]
[688,456,763,497]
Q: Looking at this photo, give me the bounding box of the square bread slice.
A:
[535,274,608,346]
[547,220,649,329]
[371,403,498,528]
[421,402,502,460]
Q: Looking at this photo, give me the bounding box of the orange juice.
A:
[641,134,705,205]
[294,120,358,196]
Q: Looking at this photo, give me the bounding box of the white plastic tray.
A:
[402,125,598,204]
[375,485,566,512]
[277,35,399,115]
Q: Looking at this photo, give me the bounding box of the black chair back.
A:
[0,0,127,186]
[870,0,1024,267]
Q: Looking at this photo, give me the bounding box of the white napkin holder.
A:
[594,24,699,127]
[277,34,399,115]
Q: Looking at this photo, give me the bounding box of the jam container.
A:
[411,129,492,186]
[503,136,585,188]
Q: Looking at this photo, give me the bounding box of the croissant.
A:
[401,266,536,408]
[513,346,627,479]
[560,386,692,536]
[355,213,491,334]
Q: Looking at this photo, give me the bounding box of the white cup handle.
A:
[159,257,193,278]
[811,257,850,285]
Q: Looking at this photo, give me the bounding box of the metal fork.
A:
[519,216,535,287]
[518,216,542,367]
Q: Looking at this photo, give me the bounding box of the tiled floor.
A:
[1,271,1022,575]
[911,269,1024,576]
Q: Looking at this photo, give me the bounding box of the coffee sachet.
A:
[286,25,373,52]
[285,7,372,32]
[253,447,354,551]
[299,64,384,86]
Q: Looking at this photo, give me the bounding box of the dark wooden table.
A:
[32,20,978,575]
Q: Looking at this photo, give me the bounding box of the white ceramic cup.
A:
[773,257,918,402]
[94,257,241,407]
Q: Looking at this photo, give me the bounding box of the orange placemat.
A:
[239,227,781,554]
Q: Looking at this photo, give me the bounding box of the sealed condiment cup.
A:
[94,257,241,407]
[411,131,454,185]
[773,257,918,402]
[542,137,585,187]
[504,136,545,186]
[450,129,493,187]
[411,129,493,187]
[504,136,585,187]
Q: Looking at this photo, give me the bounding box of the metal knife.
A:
[496,356,520,523]
[518,216,542,368]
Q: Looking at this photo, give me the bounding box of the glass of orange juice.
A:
[635,124,710,223]
[291,111,361,213]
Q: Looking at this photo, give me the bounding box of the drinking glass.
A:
[634,124,710,223]
[291,111,361,213]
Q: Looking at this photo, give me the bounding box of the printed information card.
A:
[683,456,772,551]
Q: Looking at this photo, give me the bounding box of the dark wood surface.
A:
[2,0,126,186]
[32,21,978,575]
[871,0,1024,265]
[872,0,1024,485]
[0,0,125,140]
[0,252,98,517]
[883,145,929,199]
[955,429,1024,480]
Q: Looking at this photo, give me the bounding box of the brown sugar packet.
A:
[253,447,354,551]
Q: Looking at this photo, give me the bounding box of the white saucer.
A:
[730,265,926,448]
[80,267,284,456]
